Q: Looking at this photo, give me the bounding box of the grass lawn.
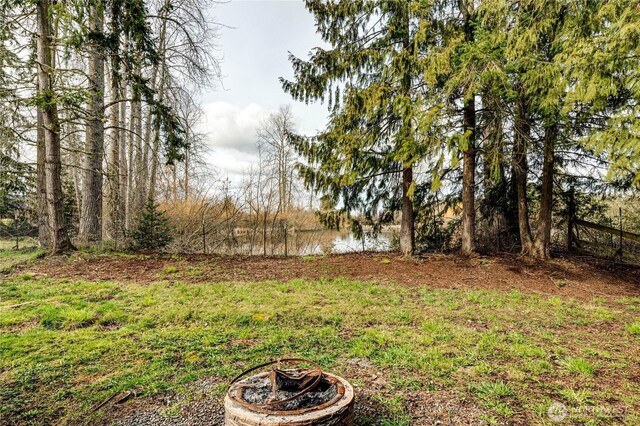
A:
[1,252,639,425]
[0,238,39,251]
[0,247,44,273]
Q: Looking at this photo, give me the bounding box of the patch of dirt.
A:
[94,377,225,426]
[21,251,640,301]
[99,398,225,426]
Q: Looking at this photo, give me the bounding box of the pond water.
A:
[175,226,398,256]
[291,229,394,255]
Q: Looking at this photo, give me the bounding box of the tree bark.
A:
[460,0,476,255]
[132,93,144,215]
[105,61,121,241]
[398,1,414,256]
[119,84,129,233]
[78,1,105,244]
[148,62,167,202]
[183,133,189,201]
[461,98,477,255]
[513,86,534,254]
[400,166,415,256]
[37,0,73,254]
[36,100,49,248]
[125,87,138,229]
[533,124,556,259]
[140,103,150,203]
[146,0,170,203]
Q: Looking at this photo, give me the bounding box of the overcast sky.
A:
[200,0,329,188]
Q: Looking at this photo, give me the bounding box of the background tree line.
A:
[1,0,326,255]
[0,0,221,253]
[282,0,640,258]
[1,0,639,259]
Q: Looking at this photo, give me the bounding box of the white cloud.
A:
[193,1,330,189]
[200,101,272,154]
[198,101,276,188]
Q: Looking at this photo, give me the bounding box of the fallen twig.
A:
[90,391,134,413]
[1,300,38,309]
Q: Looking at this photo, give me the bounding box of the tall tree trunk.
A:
[513,86,534,254]
[119,85,129,234]
[400,166,415,256]
[531,19,560,260]
[460,0,476,255]
[172,164,178,201]
[461,98,477,255]
[71,156,82,219]
[132,94,144,214]
[78,1,105,244]
[533,124,556,259]
[105,62,121,241]
[125,98,133,229]
[125,91,138,229]
[398,1,414,256]
[147,0,170,202]
[183,135,189,201]
[37,0,72,254]
[125,56,143,229]
[263,211,267,256]
[148,63,166,202]
[279,148,286,213]
[140,104,150,203]
[36,102,49,248]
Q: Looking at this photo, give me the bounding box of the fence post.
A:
[619,207,623,260]
[609,218,614,248]
[202,212,206,254]
[284,220,288,257]
[567,186,576,250]
[263,212,267,256]
[14,211,20,250]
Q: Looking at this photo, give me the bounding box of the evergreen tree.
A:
[0,152,32,220]
[560,1,640,188]
[282,0,434,255]
[128,199,172,250]
[36,0,74,254]
[78,1,106,244]
[472,0,640,258]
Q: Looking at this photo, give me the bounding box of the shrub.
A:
[129,200,172,251]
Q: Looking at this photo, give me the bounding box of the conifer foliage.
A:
[282,0,432,255]
[284,0,640,259]
[128,200,172,251]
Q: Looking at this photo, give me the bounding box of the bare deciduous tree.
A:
[256,105,298,215]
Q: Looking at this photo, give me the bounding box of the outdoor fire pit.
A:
[224,358,354,425]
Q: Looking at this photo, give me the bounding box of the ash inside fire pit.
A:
[225,359,354,425]
[240,371,338,411]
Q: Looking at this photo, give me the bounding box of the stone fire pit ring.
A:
[224,359,354,426]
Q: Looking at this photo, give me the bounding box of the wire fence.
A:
[0,222,39,250]
[569,209,640,265]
